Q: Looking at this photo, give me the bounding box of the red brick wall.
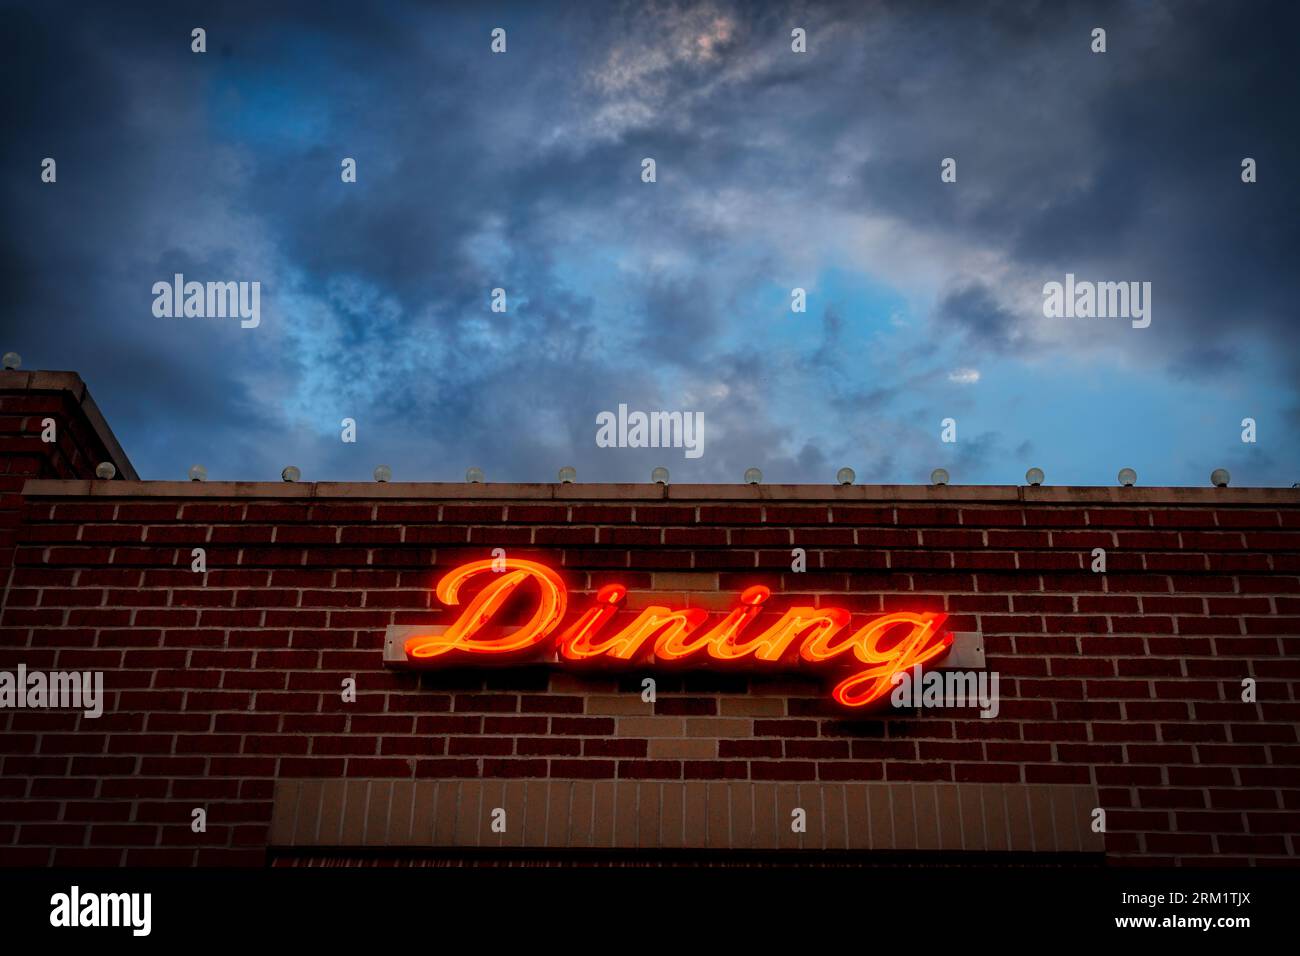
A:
[0,372,137,606]
[2,482,1298,866]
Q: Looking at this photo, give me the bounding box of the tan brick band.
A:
[271,779,1103,854]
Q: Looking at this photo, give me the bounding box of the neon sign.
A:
[399,558,953,708]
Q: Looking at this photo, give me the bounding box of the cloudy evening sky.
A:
[3,0,1297,486]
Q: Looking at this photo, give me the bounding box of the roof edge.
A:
[18,479,1300,505]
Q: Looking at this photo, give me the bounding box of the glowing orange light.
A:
[403,558,565,660]
[404,558,953,707]
[693,585,771,660]
[558,584,627,660]
[827,614,952,707]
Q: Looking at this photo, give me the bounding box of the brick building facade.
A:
[1,371,1297,867]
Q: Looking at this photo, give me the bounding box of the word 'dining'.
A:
[399,558,953,707]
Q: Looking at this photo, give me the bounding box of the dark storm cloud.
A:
[636,274,722,362]
[934,282,1024,354]
[1,0,1297,485]
[817,0,1299,377]
[2,4,288,450]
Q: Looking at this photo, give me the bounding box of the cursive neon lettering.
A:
[404,559,952,708]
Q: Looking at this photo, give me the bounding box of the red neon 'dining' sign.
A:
[401,558,953,708]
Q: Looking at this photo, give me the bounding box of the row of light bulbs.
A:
[90,463,1231,487]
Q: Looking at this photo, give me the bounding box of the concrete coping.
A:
[18,479,1300,505]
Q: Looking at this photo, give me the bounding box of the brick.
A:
[1215,510,1281,528]
[649,738,718,759]
[617,759,682,779]
[570,505,633,524]
[618,716,683,737]
[551,716,615,735]
[751,761,815,781]
[698,506,762,524]
[633,506,696,524]
[830,507,894,525]
[592,527,655,546]
[754,719,818,738]
[504,505,568,523]
[895,508,962,527]
[584,738,647,758]
[765,506,829,525]
[650,572,717,591]
[684,718,752,737]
